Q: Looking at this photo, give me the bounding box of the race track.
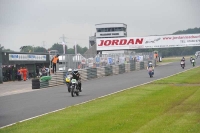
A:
[0,59,199,128]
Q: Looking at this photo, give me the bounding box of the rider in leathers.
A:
[71,69,82,92]
[147,62,154,75]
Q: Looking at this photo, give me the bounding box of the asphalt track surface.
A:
[0,59,199,128]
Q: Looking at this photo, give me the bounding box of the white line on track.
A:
[0,66,198,129]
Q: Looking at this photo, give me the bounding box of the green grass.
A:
[158,56,191,64]
[1,67,200,133]
[160,58,180,63]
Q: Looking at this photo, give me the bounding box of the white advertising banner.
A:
[119,57,125,64]
[96,34,200,50]
[9,54,46,61]
[136,56,144,62]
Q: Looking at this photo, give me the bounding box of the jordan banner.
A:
[96,34,200,50]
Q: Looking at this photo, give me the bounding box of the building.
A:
[88,23,127,54]
[0,50,50,82]
[95,23,127,38]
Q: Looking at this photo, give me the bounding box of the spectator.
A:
[26,67,29,80]
[22,67,27,81]
[51,54,59,74]
[41,66,47,76]
[20,67,23,80]
[17,68,21,81]
[36,66,39,78]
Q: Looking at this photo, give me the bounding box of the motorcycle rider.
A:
[190,56,193,64]
[147,62,154,75]
[66,68,73,92]
[180,57,185,67]
[71,69,82,92]
[66,68,73,76]
[191,57,195,66]
[182,57,185,61]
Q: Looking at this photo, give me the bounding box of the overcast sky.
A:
[0,0,200,51]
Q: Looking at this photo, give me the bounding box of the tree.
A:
[49,43,88,54]
[19,45,47,53]
[2,48,14,52]
[67,48,75,54]
[49,43,65,54]
[76,44,88,54]
[173,27,200,35]
[34,46,47,53]
[20,46,32,52]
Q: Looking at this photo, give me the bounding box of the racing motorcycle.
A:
[65,74,72,92]
[192,59,195,67]
[70,78,80,97]
[180,60,185,69]
[148,68,154,78]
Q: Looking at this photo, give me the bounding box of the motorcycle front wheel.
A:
[71,86,75,97]
[67,84,71,92]
[76,91,79,96]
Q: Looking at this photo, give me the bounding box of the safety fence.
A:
[78,61,149,80]
[32,60,155,89]
[58,52,154,71]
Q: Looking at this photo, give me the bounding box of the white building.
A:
[95,23,127,38]
[89,23,127,48]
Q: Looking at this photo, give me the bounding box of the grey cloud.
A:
[0,0,200,51]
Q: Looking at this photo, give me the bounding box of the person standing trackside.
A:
[36,66,39,78]
[51,54,59,74]
[20,67,23,80]
[17,68,21,81]
[23,67,27,81]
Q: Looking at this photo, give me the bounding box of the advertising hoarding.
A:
[96,34,200,50]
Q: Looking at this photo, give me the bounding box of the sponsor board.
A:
[96,34,200,50]
[9,54,46,61]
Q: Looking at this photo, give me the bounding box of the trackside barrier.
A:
[140,62,145,70]
[136,62,140,70]
[130,63,136,71]
[105,66,113,76]
[119,64,125,74]
[35,60,156,88]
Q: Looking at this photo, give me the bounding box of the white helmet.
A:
[149,62,152,65]
[68,68,72,72]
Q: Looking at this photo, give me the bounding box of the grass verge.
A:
[1,67,200,133]
[158,56,191,64]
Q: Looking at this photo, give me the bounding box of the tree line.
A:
[2,43,88,55]
[2,27,200,57]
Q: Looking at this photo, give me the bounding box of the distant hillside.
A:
[173,27,200,35]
